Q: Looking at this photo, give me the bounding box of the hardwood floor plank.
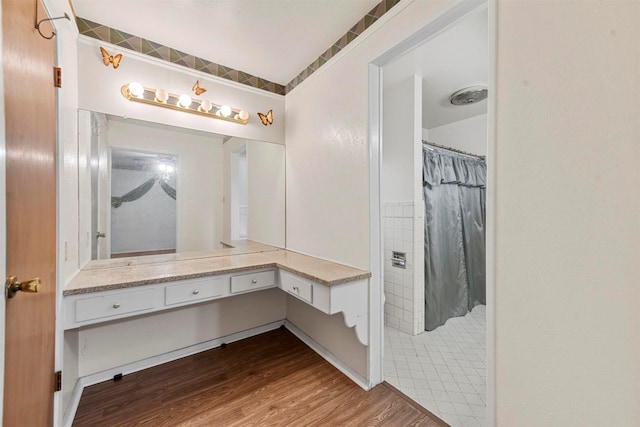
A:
[73,328,446,426]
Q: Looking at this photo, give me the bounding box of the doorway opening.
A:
[369,2,494,426]
[230,144,248,241]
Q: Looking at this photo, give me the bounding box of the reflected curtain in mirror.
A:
[110,148,178,258]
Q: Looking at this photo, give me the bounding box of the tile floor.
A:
[384,305,486,427]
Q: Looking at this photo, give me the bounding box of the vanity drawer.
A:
[280,270,313,304]
[230,270,276,294]
[75,289,156,322]
[165,278,226,306]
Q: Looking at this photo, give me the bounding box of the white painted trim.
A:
[61,379,84,427]
[81,320,285,386]
[367,62,384,388]
[486,1,498,425]
[77,36,284,100]
[61,320,285,427]
[284,321,370,391]
[53,34,64,427]
[367,0,495,423]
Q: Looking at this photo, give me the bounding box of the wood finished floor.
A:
[73,328,447,426]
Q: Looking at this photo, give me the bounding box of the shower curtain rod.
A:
[422,140,485,160]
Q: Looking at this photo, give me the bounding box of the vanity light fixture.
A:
[177,94,192,108]
[121,82,249,125]
[128,82,144,98]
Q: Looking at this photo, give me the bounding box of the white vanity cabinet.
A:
[279,269,369,345]
[230,270,277,294]
[63,270,274,330]
[164,277,227,306]
[63,257,371,344]
[66,286,163,329]
[74,288,157,324]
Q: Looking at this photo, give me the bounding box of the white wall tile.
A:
[383,200,420,335]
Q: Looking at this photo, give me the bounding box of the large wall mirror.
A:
[77,110,286,265]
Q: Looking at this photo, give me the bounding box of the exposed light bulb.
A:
[219,105,232,117]
[199,99,212,112]
[178,94,192,108]
[155,88,168,103]
[238,110,249,120]
[128,82,144,98]
[166,165,174,173]
[158,163,166,172]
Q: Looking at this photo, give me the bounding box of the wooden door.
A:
[2,0,57,425]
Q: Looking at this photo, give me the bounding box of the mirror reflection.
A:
[109,149,178,258]
[77,110,285,263]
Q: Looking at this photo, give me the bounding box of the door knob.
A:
[6,276,41,299]
[96,232,106,239]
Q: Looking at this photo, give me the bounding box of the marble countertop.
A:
[64,241,371,296]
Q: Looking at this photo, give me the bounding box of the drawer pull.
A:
[251,279,258,284]
[192,289,199,295]
[113,303,120,309]
[293,286,299,292]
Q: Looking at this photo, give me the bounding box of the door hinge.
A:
[53,67,62,88]
[55,370,62,392]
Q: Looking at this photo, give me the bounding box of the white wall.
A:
[222,138,286,247]
[77,110,92,266]
[247,141,286,247]
[382,76,419,203]
[223,137,245,242]
[284,0,453,394]
[494,1,640,425]
[77,39,285,145]
[286,296,367,379]
[381,75,424,335]
[285,0,455,270]
[58,20,80,286]
[46,2,81,420]
[105,118,223,254]
[424,113,487,156]
[286,0,639,424]
[62,330,79,417]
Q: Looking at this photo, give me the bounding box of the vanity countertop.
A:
[64,243,371,296]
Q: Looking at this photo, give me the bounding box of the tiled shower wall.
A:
[383,201,424,335]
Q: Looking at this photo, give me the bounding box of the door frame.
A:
[367,0,497,425]
[0,1,7,419]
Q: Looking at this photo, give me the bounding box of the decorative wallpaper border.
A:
[75,0,401,95]
[285,0,401,93]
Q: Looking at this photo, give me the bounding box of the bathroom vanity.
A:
[61,240,371,425]
[64,241,370,344]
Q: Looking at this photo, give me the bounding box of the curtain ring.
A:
[35,13,70,39]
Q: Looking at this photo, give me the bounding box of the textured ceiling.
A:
[72,0,379,86]
[383,8,488,128]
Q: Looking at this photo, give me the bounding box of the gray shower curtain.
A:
[423,148,486,331]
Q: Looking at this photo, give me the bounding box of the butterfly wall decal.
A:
[257,109,273,126]
[100,47,122,69]
[192,80,207,96]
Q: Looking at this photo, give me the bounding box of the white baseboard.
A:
[61,320,285,427]
[61,379,84,427]
[81,320,285,387]
[284,320,370,391]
